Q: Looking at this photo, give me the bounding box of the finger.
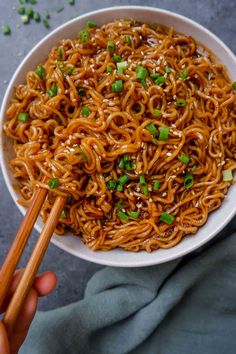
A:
[0,270,23,314]
[10,288,38,354]
[0,321,10,354]
[33,271,57,296]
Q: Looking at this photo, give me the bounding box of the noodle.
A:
[4,20,236,252]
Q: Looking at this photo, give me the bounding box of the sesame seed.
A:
[166,152,172,157]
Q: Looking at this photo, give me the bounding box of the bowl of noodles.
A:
[1,6,236,267]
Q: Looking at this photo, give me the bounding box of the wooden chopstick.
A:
[0,186,48,309]
[3,194,66,334]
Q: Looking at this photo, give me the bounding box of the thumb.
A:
[0,321,10,354]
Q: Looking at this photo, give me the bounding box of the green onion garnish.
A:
[165,65,170,73]
[43,19,50,28]
[107,40,115,53]
[118,174,129,185]
[153,180,160,191]
[140,79,147,89]
[160,212,175,224]
[125,35,131,45]
[2,25,11,35]
[48,178,59,189]
[86,20,96,28]
[107,179,117,190]
[139,174,146,185]
[68,0,75,5]
[145,123,158,138]
[113,55,122,63]
[115,201,125,209]
[150,73,160,79]
[123,155,129,163]
[77,87,85,96]
[21,15,30,24]
[184,173,194,189]
[117,184,123,192]
[61,210,67,218]
[136,66,148,80]
[142,185,149,196]
[159,127,169,141]
[18,112,29,123]
[155,76,166,85]
[57,6,64,13]
[58,47,63,59]
[178,154,189,164]
[130,211,139,219]
[111,80,123,93]
[81,106,90,117]
[176,99,187,107]
[107,66,113,73]
[73,145,87,162]
[35,65,46,79]
[47,83,58,97]
[119,157,125,169]
[25,8,34,18]
[29,0,37,4]
[67,66,76,75]
[117,61,128,74]
[178,68,188,80]
[232,82,236,91]
[78,29,91,44]
[117,211,129,221]
[223,169,233,181]
[56,116,62,124]
[125,161,134,171]
[33,12,40,21]
[153,109,161,117]
[18,7,25,14]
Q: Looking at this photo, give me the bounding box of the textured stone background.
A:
[0,0,235,311]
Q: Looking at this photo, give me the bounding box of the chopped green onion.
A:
[153,180,160,191]
[68,0,75,5]
[19,0,25,4]
[123,155,129,163]
[47,83,58,97]
[165,65,170,73]
[159,127,169,141]
[86,20,96,28]
[107,40,115,53]
[18,7,25,14]
[130,211,139,219]
[176,99,187,107]
[45,11,50,19]
[21,15,30,24]
[118,174,129,185]
[29,0,37,4]
[35,65,46,79]
[61,210,67,218]
[107,179,117,190]
[117,211,129,221]
[150,73,160,79]
[107,66,113,73]
[33,12,40,21]
[125,161,134,171]
[78,29,91,44]
[160,212,175,224]
[178,154,189,164]
[57,6,64,13]
[58,47,63,59]
[140,79,147,88]
[153,109,161,117]
[125,35,131,45]
[56,116,62,124]
[43,19,50,28]
[145,123,158,138]
[67,66,76,75]
[117,61,128,74]
[73,145,87,162]
[142,185,149,196]
[77,87,85,96]
[191,165,197,172]
[232,82,236,91]
[111,80,123,93]
[139,175,146,186]
[178,68,188,80]
[136,66,148,80]
[118,157,125,169]
[117,184,123,192]
[155,76,166,85]
[2,25,11,35]
[184,173,194,189]
[25,8,34,18]
[113,55,121,63]
[18,112,29,122]
[48,178,59,189]
[115,201,125,209]
[81,106,90,117]
[223,169,233,181]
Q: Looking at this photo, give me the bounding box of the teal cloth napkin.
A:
[21,219,236,354]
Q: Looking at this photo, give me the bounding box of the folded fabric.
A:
[21,218,236,354]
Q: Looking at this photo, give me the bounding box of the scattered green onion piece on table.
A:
[117,211,129,221]
[130,211,139,219]
[113,55,121,63]
[35,65,46,79]
[117,184,123,192]
[58,47,63,59]
[160,212,175,224]
[25,8,34,18]
[60,210,67,218]
[2,25,11,35]
[159,127,169,141]
[57,6,64,13]
[178,68,188,80]
[78,29,90,44]
[86,21,96,28]
[165,65,170,73]
[125,35,131,45]
[111,80,123,93]
[18,112,29,122]
[184,173,194,189]
[145,123,158,138]
[18,7,25,14]
[48,178,59,189]
[153,180,160,191]
[48,83,58,97]
[33,12,40,21]
[118,174,129,185]
[19,0,25,4]
[21,15,29,24]
[117,61,128,74]
[223,169,233,181]
[77,87,85,96]
[81,106,90,117]
[136,66,148,80]
[118,157,125,169]
[45,11,50,19]
[107,40,115,53]
[107,66,113,73]
[107,179,117,190]
[155,76,166,85]
[142,185,149,196]
[153,109,161,117]
[232,82,236,91]
[29,0,37,4]
[176,99,187,107]
[68,0,75,5]
[43,19,50,28]
[178,154,189,164]
[139,174,146,186]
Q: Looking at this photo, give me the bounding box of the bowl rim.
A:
[1,5,236,267]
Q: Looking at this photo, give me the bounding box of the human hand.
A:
[0,270,57,354]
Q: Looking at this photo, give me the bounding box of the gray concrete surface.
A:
[0,0,235,311]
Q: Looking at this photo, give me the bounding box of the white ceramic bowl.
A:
[1,6,236,267]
